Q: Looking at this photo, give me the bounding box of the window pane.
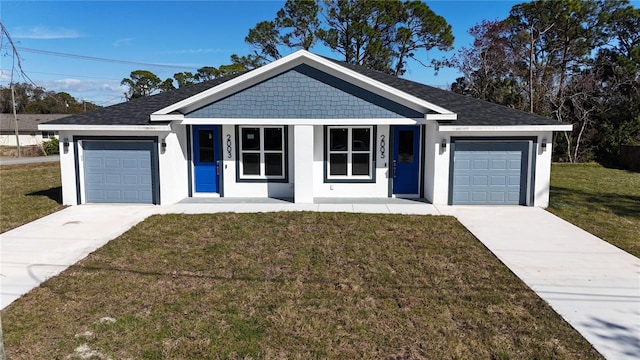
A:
[398,130,414,163]
[352,153,370,176]
[242,128,260,150]
[264,128,283,151]
[330,128,348,151]
[329,154,347,175]
[352,128,370,151]
[242,153,260,175]
[198,130,214,163]
[265,153,283,176]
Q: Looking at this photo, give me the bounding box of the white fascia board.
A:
[150,114,184,121]
[151,50,456,120]
[38,124,172,131]
[426,113,457,121]
[181,118,420,126]
[437,124,573,132]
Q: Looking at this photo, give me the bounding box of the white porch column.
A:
[293,125,314,203]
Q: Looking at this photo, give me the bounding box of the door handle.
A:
[216,160,220,176]
[392,160,397,178]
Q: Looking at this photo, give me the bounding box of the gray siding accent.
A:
[186,64,422,119]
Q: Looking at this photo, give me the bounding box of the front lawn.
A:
[0,162,64,233]
[548,163,640,257]
[2,213,601,359]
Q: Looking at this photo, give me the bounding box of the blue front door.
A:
[393,126,420,194]
[193,126,220,193]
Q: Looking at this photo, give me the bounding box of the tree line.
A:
[450,0,639,164]
[0,83,101,114]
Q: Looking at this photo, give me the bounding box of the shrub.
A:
[43,138,60,155]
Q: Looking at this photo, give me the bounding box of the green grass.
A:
[0,162,65,233]
[2,213,601,359]
[548,163,640,257]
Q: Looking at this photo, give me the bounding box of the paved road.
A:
[0,155,59,165]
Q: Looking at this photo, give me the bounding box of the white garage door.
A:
[451,141,530,205]
[83,141,157,204]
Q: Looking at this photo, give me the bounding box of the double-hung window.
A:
[326,126,374,181]
[238,126,286,180]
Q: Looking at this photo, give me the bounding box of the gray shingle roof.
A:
[333,60,559,126]
[1,113,70,132]
[43,56,559,127]
[43,74,245,126]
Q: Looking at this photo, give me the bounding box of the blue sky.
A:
[1,0,623,106]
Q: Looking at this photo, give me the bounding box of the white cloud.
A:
[113,38,134,47]
[13,26,81,39]
[41,78,125,105]
[0,70,12,82]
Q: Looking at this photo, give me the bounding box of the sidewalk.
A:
[439,206,640,360]
[0,204,157,309]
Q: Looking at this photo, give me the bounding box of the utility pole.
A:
[10,84,21,158]
[0,314,6,360]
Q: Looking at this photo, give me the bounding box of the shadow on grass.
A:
[550,186,640,217]
[27,186,63,204]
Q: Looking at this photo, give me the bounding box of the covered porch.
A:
[160,196,440,215]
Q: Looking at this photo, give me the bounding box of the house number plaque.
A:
[379,134,386,159]
[226,134,232,159]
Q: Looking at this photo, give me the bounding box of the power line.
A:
[1,68,121,81]
[16,46,201,71]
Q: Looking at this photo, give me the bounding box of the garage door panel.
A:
[83,141,156,204]
[452,141,529,205]
[491,175,506,186]
[453,192,469,202]
[454,175,470,186]
[492,159,507,169]
[473,175,488,185]
[454,159,470,170]
[490,192,505,202]
[471,192,487,202]
[473,159,489,170]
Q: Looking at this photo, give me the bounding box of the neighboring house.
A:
[39,51,571,207]
[1,114,66,146]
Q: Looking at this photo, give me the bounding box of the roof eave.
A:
[38,124,172,131]
[437,124,573,132]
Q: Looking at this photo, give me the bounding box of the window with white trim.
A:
[326,126,374,180]
[238,126,286,180]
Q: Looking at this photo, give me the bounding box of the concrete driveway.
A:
[439,206,640,360]
[1,202,638,360]
[0,204,157,309]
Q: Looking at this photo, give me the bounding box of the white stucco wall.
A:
[159,124,189,204]
[56,124,555,208]
[57,131,78,205]
[0,133,58,147]
[56,129,176,205]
